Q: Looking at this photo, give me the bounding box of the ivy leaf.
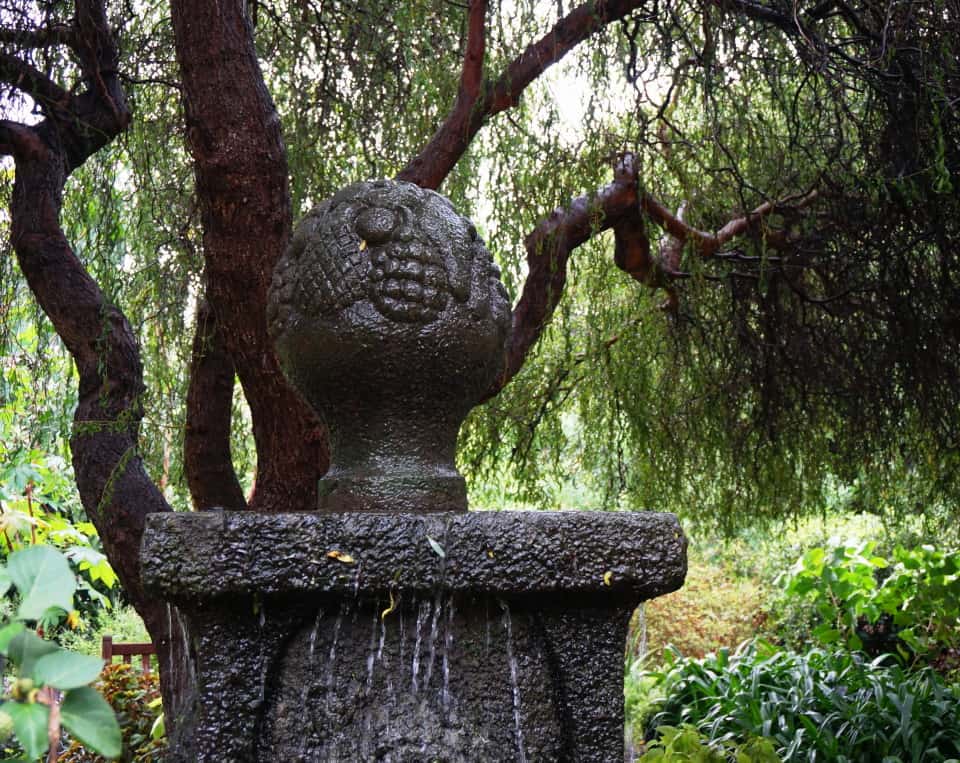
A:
[34,651,104,690]
[7,545,76,621]
[0,700,49,760]
[60,686,122,759]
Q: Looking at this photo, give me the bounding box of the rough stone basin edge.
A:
[141,510,687,603]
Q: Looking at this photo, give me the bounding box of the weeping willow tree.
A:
[1,0,958,721]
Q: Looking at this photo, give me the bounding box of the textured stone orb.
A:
[267,180,512,512]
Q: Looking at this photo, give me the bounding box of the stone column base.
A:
[141,510,686,762]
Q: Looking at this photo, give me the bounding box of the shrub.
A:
[780,540,960,662]
[637,724,780,763]
[644,641,960,762]
[630,559,767,661]
[58,664,166,763]
[0,545,122,761]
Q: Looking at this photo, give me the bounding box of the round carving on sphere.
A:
[268,180,509,329]
[266,180,511,513]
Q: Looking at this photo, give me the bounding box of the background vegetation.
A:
[1,0,958,757]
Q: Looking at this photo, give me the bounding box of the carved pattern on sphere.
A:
[269,180,504,330]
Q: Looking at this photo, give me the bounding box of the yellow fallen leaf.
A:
[381,590,397,621]
[603,571,613,586]
[327,550,356,564]
[359,239,368,251]
[487,549,495,559]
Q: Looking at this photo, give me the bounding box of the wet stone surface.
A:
[142,510,687,762]
[267,180,511,513]
[147,183,689,761]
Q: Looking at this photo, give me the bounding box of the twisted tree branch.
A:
[0,24,75,48]
[398,0,649,189]
[496,155,819,391]
[0,52,70,111]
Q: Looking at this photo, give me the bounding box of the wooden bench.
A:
[101,635,156,672]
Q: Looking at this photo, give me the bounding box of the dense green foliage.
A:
[637,723,780,763]
[630,517,960,761]
[58,664,166,763]
[643,642,960,762]
[2,1,958,527]
[782,540,960,661]
[0,355,120,629]
[0,546,121,762]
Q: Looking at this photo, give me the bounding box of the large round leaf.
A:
[6,629,59,676]
[7,545,76,621]
[34,651,105,690]
[0,700,50,760]
[60,686,122,759]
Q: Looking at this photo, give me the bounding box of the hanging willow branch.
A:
[397,0,651,189]
[497,154,820,390]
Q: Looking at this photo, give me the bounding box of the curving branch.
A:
[0,52,70,112]
[3,0,191,733]
[171,0,328,512]
[640,189,819,257]
[500,156,642,387]
[0,24,75,48]
[496,155,819,391]
[184,299,246,510]
[398,0,649,189]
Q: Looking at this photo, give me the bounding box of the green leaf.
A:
[0,622,25,654]
[34,650,104,690]
[0,566,11,598]
[150,711,165,740]
[60,686,122,759]
[0,700,50,760]
[7,545,76,621]
[426,536,446,559]
[7,629,59,676]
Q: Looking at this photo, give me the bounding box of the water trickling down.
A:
[423,592,443,689]
[308,608,324,660]
[325,607,344,712]
[365,606,379,693]
[500,598,528,763]
[411,598,430,693]
[442,597,455,713]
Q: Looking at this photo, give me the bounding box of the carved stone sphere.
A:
[267,180,511,512]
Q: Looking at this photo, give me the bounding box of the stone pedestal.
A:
[142,509,686,762]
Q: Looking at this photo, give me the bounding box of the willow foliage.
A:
[2,0,958,530]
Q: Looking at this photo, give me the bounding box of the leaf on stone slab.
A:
[381,590,397,621]
[426,536,445,559]
[326,550,355,564]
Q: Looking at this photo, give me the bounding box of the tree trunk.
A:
[6,114,195,740]
[171,0,327,513]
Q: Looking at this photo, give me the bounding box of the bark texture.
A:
[171,0,327,512]
[2,0,191,732]
[184,300,247,510]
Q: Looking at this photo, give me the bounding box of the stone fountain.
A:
[141,180,687,761]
